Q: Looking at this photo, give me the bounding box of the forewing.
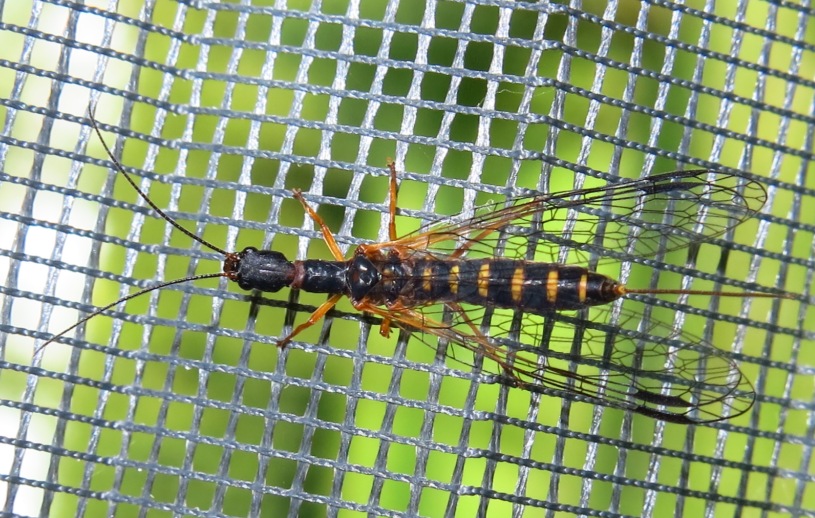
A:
[390,170,766,264]
[367,169,763,422]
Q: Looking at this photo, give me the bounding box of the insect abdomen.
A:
[409,259,623,312]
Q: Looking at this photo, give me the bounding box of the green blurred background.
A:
[0,0,811,516]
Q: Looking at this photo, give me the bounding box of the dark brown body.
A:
[232,248,625,313]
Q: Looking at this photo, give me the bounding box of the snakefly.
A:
[38,111,790,425]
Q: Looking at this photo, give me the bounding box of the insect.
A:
[38,110,790,424]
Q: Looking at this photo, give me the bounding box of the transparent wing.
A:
[362,169,764,423]
[373,302,752,424]
[385,169,766,264]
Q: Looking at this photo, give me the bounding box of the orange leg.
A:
[293,189,345,261]
[386,159,399,241]
[278,293,343,348]
[353,300,424,340]
[355,160,402,257]
[369,298,412,338]
[379,317,393,338]
[355,301,520,375]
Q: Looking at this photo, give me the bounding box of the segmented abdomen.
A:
[403,259,623,313]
